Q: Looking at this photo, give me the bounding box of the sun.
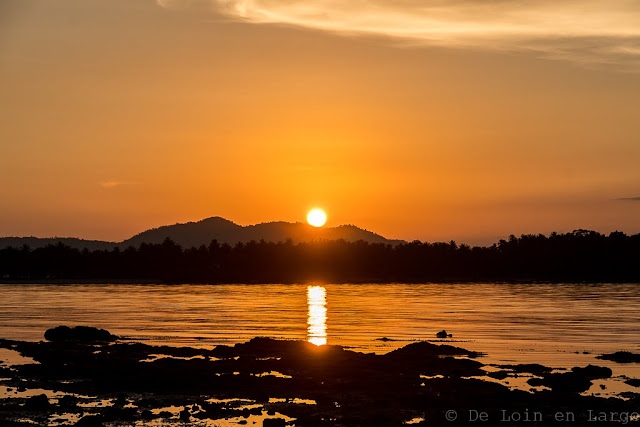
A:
[307,209,327,227]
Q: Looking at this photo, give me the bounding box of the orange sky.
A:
[1,0,639,245]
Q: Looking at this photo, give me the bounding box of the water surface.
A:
[1,283,639,374]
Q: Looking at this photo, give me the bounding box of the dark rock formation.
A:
[263,418,286,427]
[572,364,612,379]
[24,394,49,410]
[44,326,118,342]
[625,378,640,387]
[527,365,612,393]
[436,330,452,338]
[596,351,640,363]
[0,328,638,426]
[75,414,104,426]
[497,363,553,375]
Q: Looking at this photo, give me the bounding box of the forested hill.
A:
[0,217,404,250]
[0,237,115,251]
[121,217,405,247]
[1,230,638,283]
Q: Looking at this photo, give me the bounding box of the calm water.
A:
[1,283,639,375]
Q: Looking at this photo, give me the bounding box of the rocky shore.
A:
[0,327,639,426]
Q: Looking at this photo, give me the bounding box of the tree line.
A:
[0,230,638,283]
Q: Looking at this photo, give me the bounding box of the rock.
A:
[58,394,79,409]
[45,326,117,342]
[75,415,104,427]
[140,409,154,420]
[436,330,452,338]
[179,408,190,422]
[264,418,286,427]
[619,392,640,400]
[4,330,640,427]
[24,394,50,410]
[625,378,640,388]
[113,393,127,407]
[387,341,483,361]
[596,351,640,364]
[528,373,591,393]
[375,337,394,342]
[136,397,160,408]
[572,365,612,379]
[487,371,509,380]
[527,366,610,393]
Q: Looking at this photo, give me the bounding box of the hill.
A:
[0,217,404,250]
[122,217,404,248]
[0,237,116,251]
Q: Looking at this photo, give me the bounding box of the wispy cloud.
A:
[100,181,123,189]
[158,0,640,67]
[618,196,640,201]
[100,180,140,189]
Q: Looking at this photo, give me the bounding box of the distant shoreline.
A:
[2,231,639,283]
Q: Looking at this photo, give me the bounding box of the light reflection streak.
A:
[307,285,327,346]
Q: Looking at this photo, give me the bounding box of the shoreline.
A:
[1,328,639,426]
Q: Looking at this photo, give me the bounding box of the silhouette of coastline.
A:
[1,230,639,283]
[1,327,639,425]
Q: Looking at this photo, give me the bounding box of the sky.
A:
[1,0,639,245]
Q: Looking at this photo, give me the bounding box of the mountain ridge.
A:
[0,216,405,250]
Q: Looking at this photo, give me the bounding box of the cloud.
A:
[100,181,123,189]
[158,0,640,67]
[618,196,640,201]
[100,180,140,189]
[156,0,193,9]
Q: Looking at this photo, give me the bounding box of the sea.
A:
[1,282,639,395]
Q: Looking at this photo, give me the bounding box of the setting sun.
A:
[307,209,327,227]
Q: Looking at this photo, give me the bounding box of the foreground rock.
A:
[527,365,613,393]
[44,326,117,342]
[0,328,638,426]
[596,351,640,364]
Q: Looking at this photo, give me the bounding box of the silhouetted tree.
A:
[0,231,639,283]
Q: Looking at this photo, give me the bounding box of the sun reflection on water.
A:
[307,285,327,346]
